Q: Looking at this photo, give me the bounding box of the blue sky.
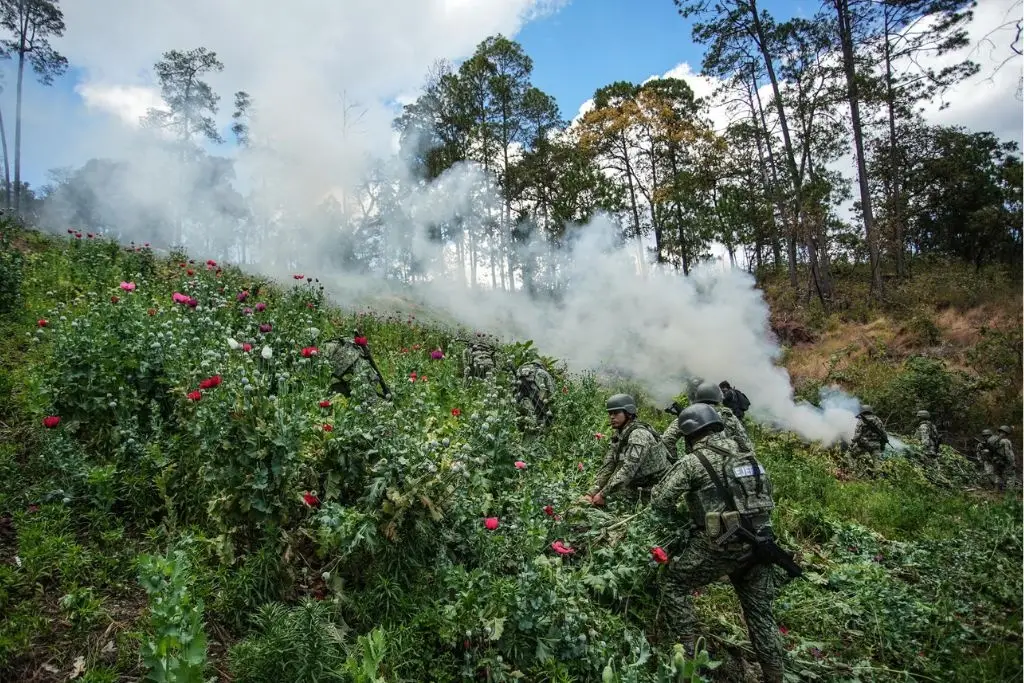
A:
[1,0,1018,192]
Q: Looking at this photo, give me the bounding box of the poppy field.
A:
[0,227,1020,682]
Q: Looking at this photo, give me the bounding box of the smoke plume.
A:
[19,0,883,446]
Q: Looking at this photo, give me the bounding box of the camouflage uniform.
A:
[916,420,939,458]
[322,340,385,401]
[663,405,752,457]
[515,360,556,431]
[652,426,785,683]
[462,341,498,380]
[995,428,1017,490]
[852,408,887,474]
[590,420,672,504]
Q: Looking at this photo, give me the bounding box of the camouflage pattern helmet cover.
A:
[916,410,930,419]
[999,425,1011,434]
[694,382,724,404]
[676,402,724,437]
[605,393,637,415]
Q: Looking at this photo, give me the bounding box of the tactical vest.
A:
[688,442,775,536]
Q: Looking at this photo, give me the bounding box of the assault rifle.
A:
[664,401,684,417]
[717,523,804,579]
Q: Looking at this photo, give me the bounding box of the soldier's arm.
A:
[724,411,754,453]
[590,447,617,495]
[599,431,652,495]
[661,419,683,457]
[651,459,694,516]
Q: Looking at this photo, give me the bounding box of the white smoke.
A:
[19,0,958,447]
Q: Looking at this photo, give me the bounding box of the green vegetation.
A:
[0,227,1020,682]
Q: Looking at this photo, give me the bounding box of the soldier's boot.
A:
[760,663,784,683]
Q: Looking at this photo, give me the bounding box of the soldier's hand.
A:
[591,493,605,507]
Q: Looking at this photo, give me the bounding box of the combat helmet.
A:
[981,429,993,438]
[605,393,637,415]
[859,405,874,415]
[916,410,930,420]
[998,425,1011,434]
[676,403,724,437]
[694,382,724,405]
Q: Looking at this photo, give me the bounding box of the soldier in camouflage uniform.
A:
[915,410,940,458]
[994,425,1018,490]
[976,429,998,488]
[514,356,556,431]
[582,394,671,507]
[462,336,499,380]
[321,335,389,402]
[651,403,786,683]
[851,405,888,474]
[663,382,753,458]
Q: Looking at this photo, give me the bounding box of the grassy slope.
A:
[0,227,1020,682]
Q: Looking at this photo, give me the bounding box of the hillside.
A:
[0,226,1020,682]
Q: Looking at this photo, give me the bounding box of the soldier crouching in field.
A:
[651,403,797,683]
[580,393,671,508]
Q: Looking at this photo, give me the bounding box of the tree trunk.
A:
[883,6,905,278]
[836,0,884,296]
[619,132,643,239]
[13,47,25,214]
[750,65,795,284]
[0,105,10,210]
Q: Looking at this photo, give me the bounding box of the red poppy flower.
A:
[322,424,333,432]
[242,343,252,352]
[451,407,461,417]
[412,344,421,351]
[594,432,604,439]
[551,540,575,556]
[543,505,555,516]
[301,346,319,358]
[353,336,368,347]
[484,517,499,531]
[259,323,272,333]
[110,296,119,304]
[577,462,584,471]
[42,416,60,428]
[207,259,216,267]
[293,274,304,279]
[651,547,669,564]
[187,391,202,402]
[301,491,320,507]
[514,461,526,470]
[147,308,156,316]
[409,372,418,382]
[37,319,47,327]
[198,375,222,390]
[319,400,332,408]
[186,269,194,276]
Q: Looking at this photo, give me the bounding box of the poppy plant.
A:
[259,323,272,333]
[255,302,267,312]
[484,517,499,531]
[42,416,60,428]
[119,281,136,292]
[301,491,320,507]
[319,400,332,408]
[187,391,202,402]
[322,424,334,432]
[37,319,47,327]
[353,336,368,347]
[514,461,526,470]
[551,541,575,556]
[293,274,305,280]
[451,408,461,417]
[651,547,669,564]
[301,346,319,358]
[430,348,444,360]
[543,505,555,516]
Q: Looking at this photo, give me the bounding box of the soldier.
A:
[719,380,751,420]
[651,403,790,683]
[852,405,888,465]
[663,382,753,458]
[916,410,940,458]
[581,394,671,508]
[514,354,556,431]
[976,429,998,488]
[995,425,1018,490]
[321,333,390,401]
[462,335,499,380]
